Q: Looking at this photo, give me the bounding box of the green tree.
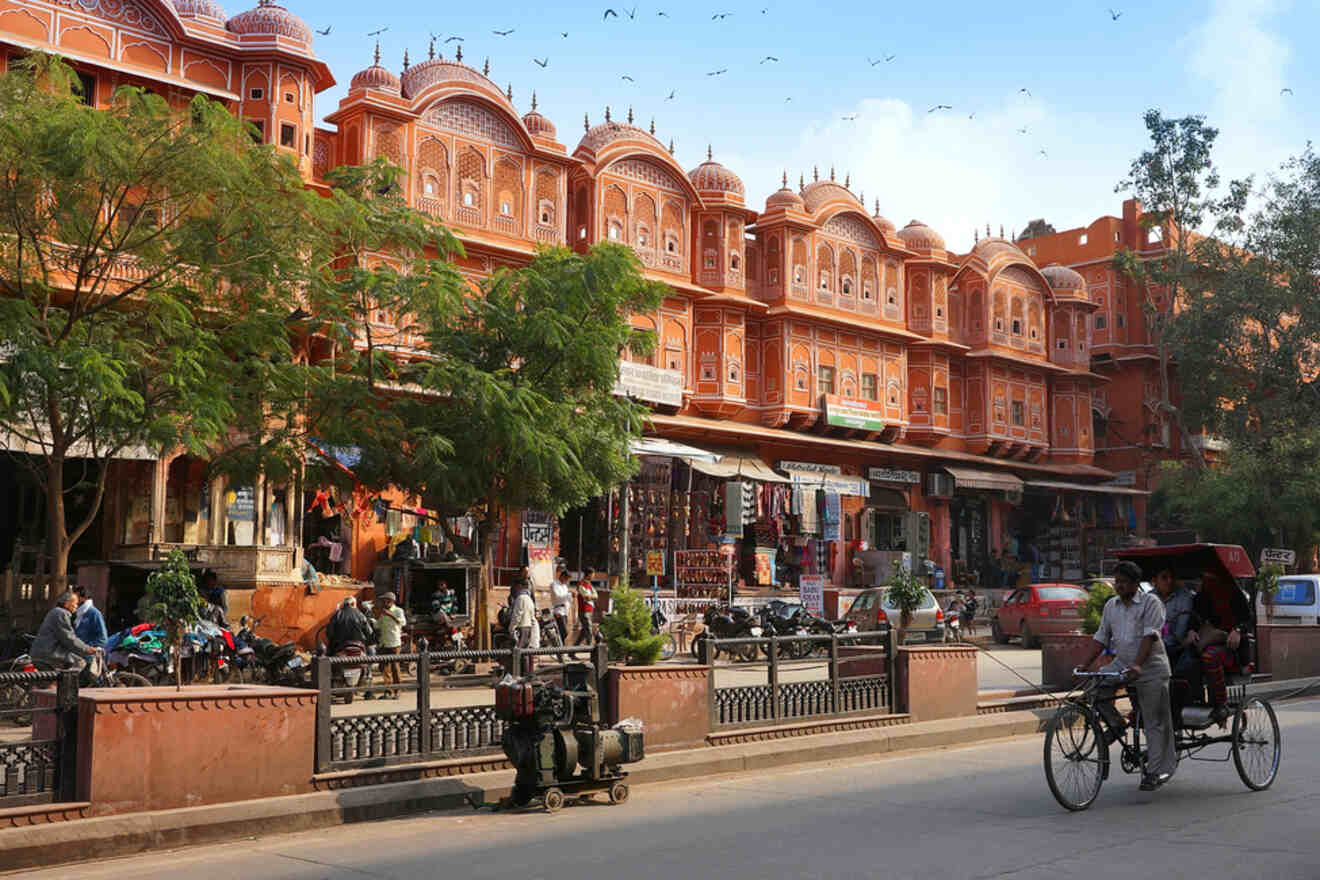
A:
[599,583,667,665]
[1113,110,1226,468]
[884,560,928,643]
[341,243,666,646]
[141,549,204,691]
[0,55,318,579]
[1081,581,1114,636]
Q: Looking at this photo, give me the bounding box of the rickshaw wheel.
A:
[1044,703,1107,811]
[1232,697,1281,791]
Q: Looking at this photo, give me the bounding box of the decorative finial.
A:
[584,112,590,131]
[373,41,381,66]
[813,166,819,182]
[455,45,464,63]
[999,224,1004,239]
[428,37,435,60]
[858,189,864,206]
[506,83,513,100]
[531,91,538,111]
[649,117,656,135]
[402,49,410,70]
[985,223,991,238]
[799,173,805,190]
[706,145,713,161]
[829,166,835,182]
[668,138,675,154]
[605,106,611,122]
[782,170,788,188]
[627,106,634,124]
[844,172,851,189]
[874,197,880,215]
[974,228,979,243]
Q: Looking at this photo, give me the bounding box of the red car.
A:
[991,584,1088,648]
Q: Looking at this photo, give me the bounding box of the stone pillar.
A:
[894,645,978,722]
[146,457,170,547]
[605,665,711,751]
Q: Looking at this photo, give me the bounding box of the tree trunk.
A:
[476,518,495,650]
[174,634,183,692]
[46,454,70,586]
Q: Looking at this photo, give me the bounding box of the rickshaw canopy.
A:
[1116,543,1256,583]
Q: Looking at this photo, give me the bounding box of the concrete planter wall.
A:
[605,665,710,752]
[894,645,977,722]
[1041,633,1098,689]
[1257,625,1320,680]
[76,685,316,816]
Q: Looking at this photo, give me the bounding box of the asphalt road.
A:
[22,697,1320,880]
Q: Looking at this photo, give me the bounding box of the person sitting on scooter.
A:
[31,591,101,682]
[327,597,371,655]
[431,586,455,630]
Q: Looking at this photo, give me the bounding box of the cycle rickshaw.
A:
[1044,543,1281,811]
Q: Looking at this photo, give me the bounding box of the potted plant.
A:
[1258,563,1282,620]
[142,549,204,691]
[1081,580,1114,637]
[599,583,667,666]
[885,560,928,645]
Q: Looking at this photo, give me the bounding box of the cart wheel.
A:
[543,787,565,813]
[608,782,630,804]
[1232,697,1281,791]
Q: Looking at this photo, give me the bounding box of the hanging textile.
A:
[799,490,820,536]
[386,508,403,537]
[820,490,842,542]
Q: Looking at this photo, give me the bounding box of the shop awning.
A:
[779,469,871,497]
[630,437,721,462]
[1024,479,1150,497]
[868,488,910,509]
[941,466,1024,493]
[688,456,793,483]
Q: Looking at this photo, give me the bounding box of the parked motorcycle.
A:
[691,606,762,662]
[758,602,813,660]
[943,612,962,643]
[238,616,307,686]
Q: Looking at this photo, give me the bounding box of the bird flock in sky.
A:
[322,6,1297,175]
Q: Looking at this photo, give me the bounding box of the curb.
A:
[0,709,1052,873]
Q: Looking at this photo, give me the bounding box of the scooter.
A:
[943,611,962,643]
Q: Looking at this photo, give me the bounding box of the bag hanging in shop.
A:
[725,481,756,533]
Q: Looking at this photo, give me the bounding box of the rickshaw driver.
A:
[1077,561,1177,792]
[1189,567,1251,727]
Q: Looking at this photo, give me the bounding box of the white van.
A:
[1256,575,1320,625]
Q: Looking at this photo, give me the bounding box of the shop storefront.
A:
[940,466,1023,590]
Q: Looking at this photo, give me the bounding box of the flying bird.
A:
[665,89,676,100]
[927,104,951,113]
[366,26,388,36]
[761,6,768,12]
[561,31,569,37]
[1039,149,1049,159]
[1019,88,1032,97]
[841,114,857,121]
[1017,126,1029,135]
[657,10,669,16]
[760,56,779,63]
[1108,8,1122,20]
[533,57,549,67]
[707,68,727,76]
[621,74,635,82]
[603,8,618,18]
[444,35,464,43]
[968,112,975,120]
[625,5,637,18]
[492,28,515,36]
[784,96,792,102]
[711,12,732,19]
[315,25,331,35]
[1281,87,1294,96]
[884,53,896,62]
[866,56,883,66]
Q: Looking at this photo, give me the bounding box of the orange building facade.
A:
[0,0,1154,608]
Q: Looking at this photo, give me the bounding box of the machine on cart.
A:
[495,662,644,812]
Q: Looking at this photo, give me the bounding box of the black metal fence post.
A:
[314,656,332,774]
[55,669,79,802]
[768,634,780,721]
[886,626,897,712]
[829,634,841,713]
[592,642,609,691]
[416,638,431,758]
[511,645,522,680]
[700,637,716,727]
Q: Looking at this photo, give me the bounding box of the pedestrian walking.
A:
[509,579,539,676]
[374,592,407,699]
[551,567,573,644]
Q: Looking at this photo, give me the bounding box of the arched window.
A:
[456,147,485,222]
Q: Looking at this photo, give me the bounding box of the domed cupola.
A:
[1041,263,1088,297]
[896,219,946,252]
[871,198,896,236]
[688,147,745,203]
[522,92,557,140]
[227,0,312,44]
[350,43,401,96]
[174,0,227,26]
[765,172,805,211]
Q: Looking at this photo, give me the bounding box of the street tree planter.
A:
[605,665,710,751]
[1040,633,1098,689]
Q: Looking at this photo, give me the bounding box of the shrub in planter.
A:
[142,549,204,691]
[600,583,667,666]
[1081,581,1114,636]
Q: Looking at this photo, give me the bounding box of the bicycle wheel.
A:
[1044,703,1108,811]
[111,672,152,688]
[1232,697,1280,791]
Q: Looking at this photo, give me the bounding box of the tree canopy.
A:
[0,54,319,577]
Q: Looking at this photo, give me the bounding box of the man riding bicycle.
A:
[1076,560,1177,792]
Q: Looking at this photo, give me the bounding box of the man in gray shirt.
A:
[1079,560,1176,792]
[1154,567,1199,687]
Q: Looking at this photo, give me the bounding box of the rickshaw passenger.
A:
[1189,568,1251,725]
[1154,568,1200,693]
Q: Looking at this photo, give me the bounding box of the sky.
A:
[294,0,1317,252]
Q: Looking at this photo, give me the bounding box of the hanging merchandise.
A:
[819,490,842,542]
[386,508,403,537]
[725,481,756,534]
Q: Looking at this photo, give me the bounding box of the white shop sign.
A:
[799,576,826,615]
[1260,548,1296,568]
[867,468,921,484]
[613,361,684,407]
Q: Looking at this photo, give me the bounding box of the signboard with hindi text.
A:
[613,361,684,407]
[868,468,921,484]
[822,395,886,432]
[1261,548,1296,568]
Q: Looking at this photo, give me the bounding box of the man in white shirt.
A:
[373,592,407,699]
[550,567,573,644]
[509,580,538,676]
